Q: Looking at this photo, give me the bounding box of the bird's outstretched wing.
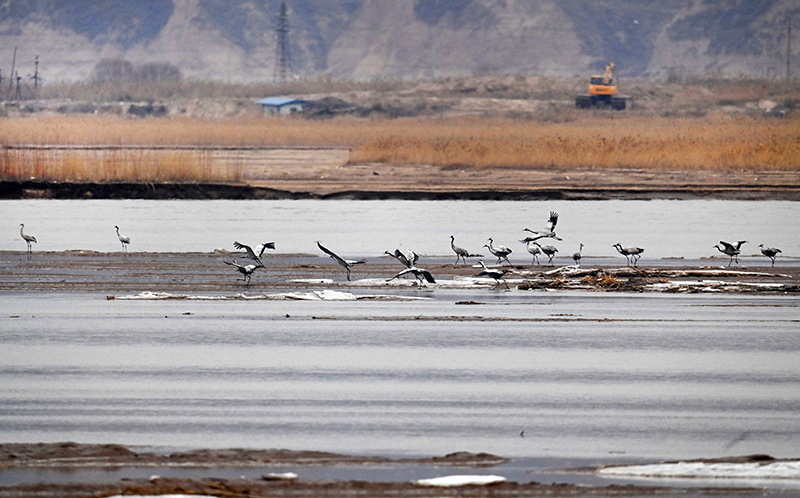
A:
[347,258,367,265]
[546,211,559,231]
[392,249,412,268]
[417,268,435,283]
[223,259,243,270]
[719,241,736,252]
[233,241,258,259]
[317,241,349,266]
[256,242,276,257]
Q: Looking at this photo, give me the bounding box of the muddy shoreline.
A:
[1,251,798,294]
[4,180,800,201]
[0,443,793,498]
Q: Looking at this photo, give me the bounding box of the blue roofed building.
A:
[254,97,312,116]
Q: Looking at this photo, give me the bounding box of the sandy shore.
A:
[0,443,792,498]
[1,250,798,295]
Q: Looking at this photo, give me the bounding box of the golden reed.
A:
[1,115,798,183]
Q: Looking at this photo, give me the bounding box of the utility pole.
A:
[32,55,40,89]
[274,2,292,82]
[14,70,22,100]
[9,46,17,90]
[788,16,792,81]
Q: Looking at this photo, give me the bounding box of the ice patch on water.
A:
[414,474,507,486]
[115,290,430,301]
[597,460,800,480]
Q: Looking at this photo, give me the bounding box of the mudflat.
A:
[1,250,798,294]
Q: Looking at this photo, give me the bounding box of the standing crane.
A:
[758,244,781,267]
[450,235,470,265]
[115,226,130,253]
[572,243,583,266]
[523,240,541,265]
[316,241,366,282]
[533,241,558,266]
[485,238,513,266]
[613,243,644,267]
[19,223,36,257]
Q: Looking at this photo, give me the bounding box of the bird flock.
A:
[15,213,785,287]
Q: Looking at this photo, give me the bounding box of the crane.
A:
[613,243,644,267]
[523,240,541,265]
[572,243,583,266]
[713,240,746,267]
[485,238,512,265]
[450,235,470,265]
[224,259,260,286]
[385,248,418,269]
[317,241,366,281]
[115,226,130,253]
[233,240,275,267]
[758,244,781,267]
[19,223,36,257]
[533,241,558,266]
[388,266,436,284]
[476,260,510,289]
[521,211,562,243]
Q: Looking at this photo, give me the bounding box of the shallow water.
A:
[2,290,799,463]
[2,199,799,260]
[2,198,800,489]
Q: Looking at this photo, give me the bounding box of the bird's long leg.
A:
[771,257,776,267]
[346,267,351,282]
[727,255,733,267]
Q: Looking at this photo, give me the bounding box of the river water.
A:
[2,199,799,260]
[1,199,800,488]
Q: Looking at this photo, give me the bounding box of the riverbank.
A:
[1,251,798,294]
[1,444,797,498]
[3,164,800,201]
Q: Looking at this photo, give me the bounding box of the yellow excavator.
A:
[575,62,627,110]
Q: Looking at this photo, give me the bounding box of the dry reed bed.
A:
[1,115,799,183]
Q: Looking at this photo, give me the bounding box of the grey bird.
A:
[224,259,259,286]
[523,240,541,265]
[713,240,747,267]
[613,243,644,267]
[115,225,130,253]
[233,240,275,267]
[476,260,510,289]
[19,223,36,256]
[450,235,470,265]
[317,241,366,281]
[533,241,558,266]
[485,238,513,265]
[388,266,436,284]
[572,243,584,266]
[385,248,418,269]
[521,211,562,243]
[758,244,781,267]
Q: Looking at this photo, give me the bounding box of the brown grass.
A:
[1,114,799,183]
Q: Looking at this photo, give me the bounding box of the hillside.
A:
[0,0,798,82]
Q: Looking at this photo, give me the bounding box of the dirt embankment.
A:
[2,146,799,200]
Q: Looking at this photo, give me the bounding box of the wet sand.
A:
[0,250,798,294]
[0,443,789,498]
